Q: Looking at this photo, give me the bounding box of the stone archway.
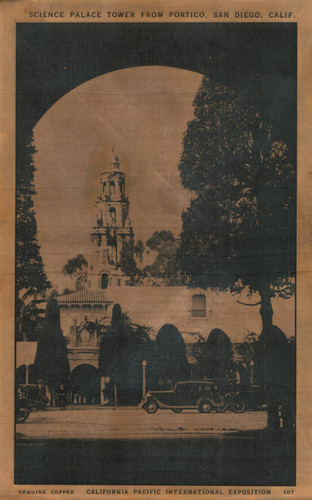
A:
[68,364,101,405]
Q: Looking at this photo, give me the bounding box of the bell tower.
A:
[90,149,134,287]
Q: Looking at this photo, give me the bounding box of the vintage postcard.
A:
[0,0,311,498]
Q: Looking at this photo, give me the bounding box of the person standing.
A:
[57,384,67,409]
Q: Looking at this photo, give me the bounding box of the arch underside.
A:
[17,23,296,149]
[18,23,207,131]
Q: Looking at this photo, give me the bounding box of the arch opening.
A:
[109,181,115,195]
[109,207,116,226]
[101,273,109,289]
[68,364,101,405]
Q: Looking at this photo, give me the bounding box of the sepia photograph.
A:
[13,19,296,488]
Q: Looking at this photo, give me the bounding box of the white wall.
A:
[93,286,295,342]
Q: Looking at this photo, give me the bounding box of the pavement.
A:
[16,406,267,439]
[15,407,296,486]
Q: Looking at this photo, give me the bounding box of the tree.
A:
[133,240,145,263]
[33,292,70,397]
[232,332,259,386]
[119,240,142,283]
[199,328,233,381]
[99,304,153,405]
[151,324,189,389]
[255,325,295,430]
[178,78,295,331]
[63,254,88,290]
[16,131,51,340]
[144,230,183,285]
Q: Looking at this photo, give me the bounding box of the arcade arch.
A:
[68,364,101,405]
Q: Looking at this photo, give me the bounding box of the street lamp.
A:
[142,360,147,399]
[250,360,255,384]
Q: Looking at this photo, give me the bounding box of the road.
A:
[15,408,296,486]
[16,406,267,439]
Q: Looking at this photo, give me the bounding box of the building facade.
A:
[56,151,215,404]
[56,150,293,405]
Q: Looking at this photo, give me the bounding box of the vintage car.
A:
[18,384,49,410]
[141,380,224,414]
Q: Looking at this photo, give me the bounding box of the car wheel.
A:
[172,408,183,413]
[16,408,30,423]
[198,398,213,414]
[232,400,245,413]
[143,399,158,414]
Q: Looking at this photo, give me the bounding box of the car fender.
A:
[151,397,172,409]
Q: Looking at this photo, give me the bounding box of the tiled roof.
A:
[57,290,111,304]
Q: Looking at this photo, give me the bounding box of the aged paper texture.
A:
[0,0,311,498]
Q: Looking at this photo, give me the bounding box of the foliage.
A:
[255,325,295,429]
[133,240,145,263]
[16,299,46,342]
[99,308,152,377]
[143,230,183,285]
[98,305,153,405]
[119,240,142,283]
[199,328,233,380]
[233,331,259,367]
[63,254,88,290]
[186,336,205,367]
[146,230,175,252]
[16,131,51,340]
[151,324,189,388]
[255,326,289,391]
[178,78,295,331]
[34,292,70,391]
[231,332,259,387]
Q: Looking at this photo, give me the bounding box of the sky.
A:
[34,66,203,289]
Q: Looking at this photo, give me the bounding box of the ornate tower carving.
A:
[90,149,134,287]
